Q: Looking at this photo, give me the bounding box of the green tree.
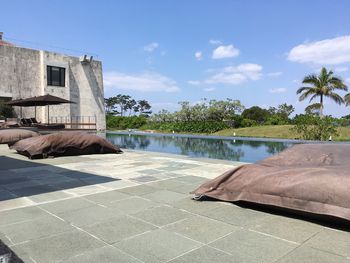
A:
[296,67,348,117]
[104,95,152,117]
[104,97,120,115]
[0,98,16,118]
[344,93,350,107]
[241,106,270,124]
[277,103,294,120]
[267,103,295,125]
[125,99,137,116]
[304,103,321,116]
[136,100,152,117]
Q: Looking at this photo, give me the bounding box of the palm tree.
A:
[344,93,350,106]
[296,67,348,117]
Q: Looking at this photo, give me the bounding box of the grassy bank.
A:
[213,125,350,141]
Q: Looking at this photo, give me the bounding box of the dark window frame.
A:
[47,66,66,87]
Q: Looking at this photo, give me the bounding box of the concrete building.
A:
[0,33,106,130]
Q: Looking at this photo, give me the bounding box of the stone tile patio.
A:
[0,144,349,262]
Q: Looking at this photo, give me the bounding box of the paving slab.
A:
[39,197,95,214]
[63,184,107,195]
[114,229,201,263]
[171,183,201,194]
[0,189,17,201]
[164,215,238,244]
[64,246,142,263]
[0,206,48,226]
[172,175,209,184]
[132,205,191,227]
[168,246,237,263]
[99,179,138,189]
[12,229,105,263]
[55,205,123,227]
[172,198,228,214]
[106,196,157,214]
[305,228,350,257]
[117,184,158,196]
[28,190,74,203]
[48,179,89,190]
[82,215,156,244]
[130,175,159,183]
[142,189,187,204]
[199,203,268,227]
[10,185,58,197]
[276,246,350,263]
[147,178,189,190]
[0,215,73,244]
[250,214,323,243]
[2,180,44,191]
[0,175,31,185]
[83,190,131,205]
[210,229,297,263]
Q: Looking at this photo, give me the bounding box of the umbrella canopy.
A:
[5,98,25,106]
[6,94,75,124]
[6,94,74,106]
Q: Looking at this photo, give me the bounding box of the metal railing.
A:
[49,115,97,130]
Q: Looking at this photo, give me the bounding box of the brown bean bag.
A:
[192,144,350,222]
[10,132,122,159]
[1,121,20,128]
[0,129,40,145]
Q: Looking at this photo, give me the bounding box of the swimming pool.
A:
[105,132,298,163]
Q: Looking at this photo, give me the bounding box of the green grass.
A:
[335,127,350,141]
[213,125,350,141]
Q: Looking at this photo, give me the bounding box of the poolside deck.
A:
[0,145,349,263]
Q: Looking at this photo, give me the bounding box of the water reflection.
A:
[106,133,295,163]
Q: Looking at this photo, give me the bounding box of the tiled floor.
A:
[0,144,349,263]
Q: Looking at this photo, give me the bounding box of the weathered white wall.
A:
[0,45,106,130]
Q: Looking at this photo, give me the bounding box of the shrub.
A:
[106,115,147,130]
[141,121,229,133]
[291,115,338,141]
[241,118,258,127]
[0,99,16,118]
[265,115,289,125]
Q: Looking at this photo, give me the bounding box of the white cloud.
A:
[104,71,180,93]
[204,63,263,85]
[287,35,350,65]
[335,66,348,72]
[269,88,287,93]
[267,71,283,77]
[195,51,203,61]
[203,87,216,92]
[188,80,201,85]
[345,78,350,84]
[212,45,240,59]
[209,39,222,45]
[143,42,159,52]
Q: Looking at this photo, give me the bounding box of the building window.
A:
[47,66,65,86]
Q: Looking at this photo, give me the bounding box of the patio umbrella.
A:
[6,98,25,118]
[7,94,75,124]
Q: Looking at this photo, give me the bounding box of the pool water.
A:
[106,132,298,163]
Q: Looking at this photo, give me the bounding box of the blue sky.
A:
[2,0,350,116]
